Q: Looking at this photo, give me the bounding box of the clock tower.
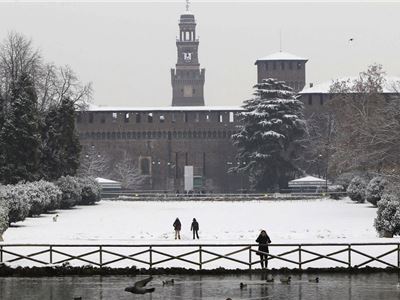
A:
[171,5,205,106]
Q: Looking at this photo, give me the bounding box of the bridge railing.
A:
[0,243,398,270]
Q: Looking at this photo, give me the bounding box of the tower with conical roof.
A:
[171,1,205,106]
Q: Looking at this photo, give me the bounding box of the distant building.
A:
[254,51,308,93]
[171,11,205,106]
[76,8,245,193]
[298,76,400,117]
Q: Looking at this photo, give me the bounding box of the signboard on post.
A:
[184,166,194,192]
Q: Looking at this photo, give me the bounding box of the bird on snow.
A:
[162,279,175,286]
[53,214,59,222]
[239,282,247,289]
[280,276,291,284]
[124,276,155,294]
[309,277,319,283]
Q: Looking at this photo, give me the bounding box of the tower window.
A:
[308,95,313,106]
[147,113,153,123]
[195,112,200,122]
[172,113,176,123]
[124,113,129,123]
[219,113,223,123]
[100,114,106,124]
[206,114,210,122]
[320,95,324,105]
[89,112,94,123]
[297,62,302,70]
[112,112,118,123]
[136,113,141,123]
[159,115,165,123]
[184,112,188,122]
[229,112,234,123]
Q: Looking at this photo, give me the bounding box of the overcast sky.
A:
[0,1,399,107]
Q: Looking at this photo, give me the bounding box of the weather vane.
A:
[186,0,190,11]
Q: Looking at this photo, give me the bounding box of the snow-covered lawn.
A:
[3,198,398,269]
[3,198,384,244]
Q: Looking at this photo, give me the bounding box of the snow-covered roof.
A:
[95,177,122,190]
[85,104,244,112]
[289,176,326,183]
[255,51,308,64]
[300,76,400,94]
[95,177,120,184]
[288,175,331,187]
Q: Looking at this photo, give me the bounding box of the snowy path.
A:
[2,198,387,244]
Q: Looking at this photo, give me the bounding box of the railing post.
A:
[149,246,153,269]
[99,246,103,268]
[249,245,252,270]
[397,244,400,268]
[50,245,53,264]
[348,244,352,268]
[199,246,202,270]
[298,245,302,270]
[0,245,3,263]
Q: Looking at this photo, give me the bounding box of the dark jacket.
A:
[191,220,199,231]
[256,234,271,254]
[173,219,181,230]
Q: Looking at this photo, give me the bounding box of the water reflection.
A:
[1,272,400,299]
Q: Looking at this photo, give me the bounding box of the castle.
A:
[77,6,393,192]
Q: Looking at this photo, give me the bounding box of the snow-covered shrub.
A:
[328,185,345,200]
[374,193,400,237]
[56,176,81,209]
[36,180,62,211]
[366,177,386,206]
[78,177,101,205]
[335,171,364,190]
[1,184,32,224]
[25,182,50,216]
[0,188,9,240]
[347,176,367,203]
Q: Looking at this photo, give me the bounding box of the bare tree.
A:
[112,155,146,189]
[0,32,92,112]
[328,64,400,177]
[78,147,110,178]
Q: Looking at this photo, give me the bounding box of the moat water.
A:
[1,272,400,300]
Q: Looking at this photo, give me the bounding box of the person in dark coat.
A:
[256,230,271,269]
[173,218,181,240]
[190,218,199,239]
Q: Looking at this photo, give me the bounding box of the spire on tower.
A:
[186,0,190,12]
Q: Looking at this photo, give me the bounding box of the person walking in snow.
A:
[173,217,181,240]
[191,218,199,239]
[256,230,271,269]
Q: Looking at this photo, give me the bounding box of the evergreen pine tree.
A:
[232,78,305,191]
[40,98,81,180]
[0,73,41,184]
[58,98,81,177]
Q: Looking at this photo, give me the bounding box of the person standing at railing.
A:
[191,218,200,239]
[173,217,181,240]
[256,230,271,269]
